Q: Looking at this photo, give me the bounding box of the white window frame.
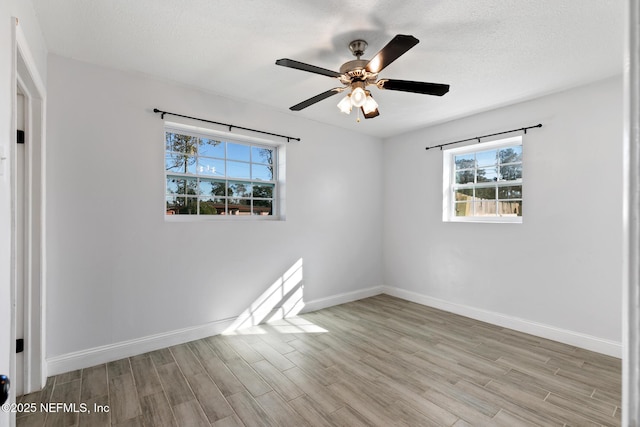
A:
[443,135,523,223]
[164,122,285,220]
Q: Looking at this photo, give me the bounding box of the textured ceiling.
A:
[31,0,625,138]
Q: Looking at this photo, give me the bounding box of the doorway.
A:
[10,21,46,397]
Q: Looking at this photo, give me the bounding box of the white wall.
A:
[45,55,383,366]
[383,76,623,355]
[0,0,47,422]
[42,45,625,371]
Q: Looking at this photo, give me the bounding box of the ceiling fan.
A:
[275,34,450,121]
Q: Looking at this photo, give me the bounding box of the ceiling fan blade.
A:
[378,79,450,96]
[365,35,419,74]
[290,87,344,111]
[361,107,380,119]
[276,59,342,78]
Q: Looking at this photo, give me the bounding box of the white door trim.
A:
[624,1,640,425]
[10,17,47,399]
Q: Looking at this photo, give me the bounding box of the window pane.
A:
[228,160,250,179]
[185,197,198,214]
[473,201,497,216]
[199,197,225,215]
[476,150,497,167]
[228,181,252,197]
[166,176,182,194]
[165,153,196,173]
[253,199,273,216]
[227,142,250,161]
[456,170,475,184]
[166,196,197,215]
[454,189,473,202]
[454,154,475,170]
[186,157,197,174]
[166,132,198,154]
[498,185,522,199]
[197,157,224,177]
[199,139,224,158]
[253,183,274,199]
[499,200,522,216]
[475,187,496,200]
[252,164,274,181]
[477,167,497,182]
[166,196,182,215]
[454,201,472,216]
[499,164,522,181]
[167,177,197,195]
[228,199,251,215]
[499,146,522,164]
[199,178,226,196]
[184,178,198,195]
[252,147,274,165]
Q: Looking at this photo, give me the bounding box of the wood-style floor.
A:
[17,295,621,426]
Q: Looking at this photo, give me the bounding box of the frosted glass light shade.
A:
[350,87,367,107]
[337,95,352,114]
[362,95,378,114]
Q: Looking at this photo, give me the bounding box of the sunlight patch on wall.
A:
[224,258,326,334]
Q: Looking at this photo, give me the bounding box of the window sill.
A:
[165,215,284,222]
[445,216,522,224]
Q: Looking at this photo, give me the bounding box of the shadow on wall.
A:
[224,258,307,334]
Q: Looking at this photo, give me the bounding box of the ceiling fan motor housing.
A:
[339,59,372,82]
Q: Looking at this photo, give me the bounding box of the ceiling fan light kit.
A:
[362,92,379,114]
[275,34,450,122]
[337,94,352,114]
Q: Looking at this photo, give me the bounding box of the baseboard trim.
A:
[47,283,619,376]
[383,286,622,358]
[302,285,385,313]
[47,317,235,376]
[47,285,386,375]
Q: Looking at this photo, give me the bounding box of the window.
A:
[165,126,279,217]
[443,136,522,223]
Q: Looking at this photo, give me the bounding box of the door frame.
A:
[10,17,46,398]
[624,1,640,424]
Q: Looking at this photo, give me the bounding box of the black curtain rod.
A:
[425,123,542,151]
[153,108,301,142]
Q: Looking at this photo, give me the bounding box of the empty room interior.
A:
[1,0,637,426]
